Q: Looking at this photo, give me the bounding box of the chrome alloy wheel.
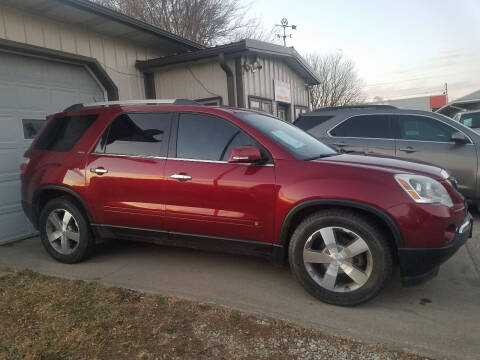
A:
[45,209,80,255]
[303,227,373,293]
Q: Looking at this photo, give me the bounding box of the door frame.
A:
[277,102,291,122]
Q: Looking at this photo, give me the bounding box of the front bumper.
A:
[398,213,473,286]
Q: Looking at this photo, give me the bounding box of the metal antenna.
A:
[275,18,297,47]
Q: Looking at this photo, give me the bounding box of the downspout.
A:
[218,52,235,106]
[235,56,245,108]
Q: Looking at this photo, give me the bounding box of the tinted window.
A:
[35,115,97,151]
[398,115,456,142]
[237,112,336,160]
[460,113,480,129]
[295,116,333,131]
[176,113,255,161]
[22,119,45,139]
[221,131,255,161]
[100,113,170,156]
[330,115,391,138]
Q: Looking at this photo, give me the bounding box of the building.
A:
[436,90,480,118]
[369,94,447,112]
[0,0,317,243]
[137,39,320,122]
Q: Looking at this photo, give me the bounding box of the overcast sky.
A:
[247,0,480,101]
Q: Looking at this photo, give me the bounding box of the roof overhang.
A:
[1,0,203,53]
[437,99,480,117]
[136,39,321,85]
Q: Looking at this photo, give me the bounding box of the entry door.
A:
[164,112,276,243]
[394,114,478,198]
[327,114,395,156]
[277,103,290,122]
[86,112,171,230]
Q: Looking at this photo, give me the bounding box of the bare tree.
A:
[94,0,272,46]
[306,52,364,109]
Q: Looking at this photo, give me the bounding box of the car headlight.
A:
[395,174,453,207]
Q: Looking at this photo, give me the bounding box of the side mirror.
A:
[451,131,469,144]
[228,145,262,164]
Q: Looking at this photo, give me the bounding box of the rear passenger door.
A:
[86,112,171,231]
[327,114,395,156]
[394,114,477,198]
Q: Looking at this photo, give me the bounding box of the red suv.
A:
[21,100,472,305]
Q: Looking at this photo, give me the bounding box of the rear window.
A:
[295,116,333,131]
[34,115,97,151]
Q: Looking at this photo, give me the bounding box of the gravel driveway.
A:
[1,214,479,359]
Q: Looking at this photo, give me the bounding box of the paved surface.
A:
[1,217,480,360]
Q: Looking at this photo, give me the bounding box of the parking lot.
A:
[1,213,479,360]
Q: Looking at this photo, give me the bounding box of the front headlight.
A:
[395,174,453,207]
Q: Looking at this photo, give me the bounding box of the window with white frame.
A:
[195,97,222,106]
[249,97,273,114]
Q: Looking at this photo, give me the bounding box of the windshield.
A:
[236,112,337,160]
[460,113,480,129]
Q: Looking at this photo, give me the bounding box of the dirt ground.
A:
[0,269,429,360]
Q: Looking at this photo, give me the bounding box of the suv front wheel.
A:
[289,209,393,306]
[39,197,95,263]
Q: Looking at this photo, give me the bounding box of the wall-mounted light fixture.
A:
[243,56,263,73]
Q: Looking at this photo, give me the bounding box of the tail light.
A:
[20,157,30,176]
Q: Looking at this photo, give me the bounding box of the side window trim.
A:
[396,114,473,144]
[169,111,273,164]
[327,113,394,140]
[91,111,172,158]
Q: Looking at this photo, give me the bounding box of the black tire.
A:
[288,209,393,306]
[39,197,95,263]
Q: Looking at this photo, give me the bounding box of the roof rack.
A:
[313,104,397,112]
[63,99,200,112]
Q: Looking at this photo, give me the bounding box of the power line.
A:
[366,89,445,101]
[363,70,474,88]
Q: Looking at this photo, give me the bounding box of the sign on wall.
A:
[274,80,291,103]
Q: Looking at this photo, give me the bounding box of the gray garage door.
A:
[0,52,106,244]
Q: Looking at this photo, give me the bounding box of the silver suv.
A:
[295,105,479,207]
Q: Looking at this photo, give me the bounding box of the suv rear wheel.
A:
[289,209,393,306]
[39,197,95,263]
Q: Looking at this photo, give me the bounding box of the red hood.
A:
[314,154,447,180]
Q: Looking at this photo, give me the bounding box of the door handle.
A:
[399,147,416,153]
[332,142,347,147]
[90,167,108,175]
[170,173,192,181]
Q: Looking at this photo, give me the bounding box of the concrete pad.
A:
[1,219,479,360]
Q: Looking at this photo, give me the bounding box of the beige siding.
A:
[243,56,309,120]
[0,4,165,100]
[155,61,229,104]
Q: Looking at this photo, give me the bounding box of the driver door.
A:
[394,114,477,198]
[164,112,276,243]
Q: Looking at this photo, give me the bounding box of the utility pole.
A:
[275,18,297,46]
[443,82,448,102]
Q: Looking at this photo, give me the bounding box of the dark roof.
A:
[7,0,203,52]
[436,89,480,117]
[136,39,321,85]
